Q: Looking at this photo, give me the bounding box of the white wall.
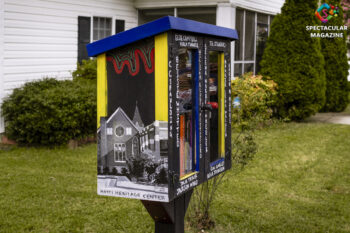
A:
[135,0,284,14]
[135,0,222,9]
[0,0,138,133]
[0,0,4,133]
[232,0,284,14]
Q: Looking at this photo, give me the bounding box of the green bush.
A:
[1,78,96,146]
[320,0,350,112]
[188,73,277,230]
[260,0,326,120]
[231,73,277,130]
[72,59,97,81]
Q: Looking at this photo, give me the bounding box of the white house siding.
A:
[0,0,137,133]
[135,0,284,14]
[135,0,224,9]
[232,0,284,14]
[0,0,4,132]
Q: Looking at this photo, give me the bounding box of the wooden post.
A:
[142,190,193,233]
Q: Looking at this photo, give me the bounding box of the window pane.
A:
[178,48,196,177]
[93,17,112,41]
[178,7,216,25]
[257,13,268,24]
[106,18,111,30]
[138,8,174,25]
[256,22,269,73]
[93,17,98,29]
[235,9,244,61]
[234,63,242,77]
[101,17,105,29]
[209,51,225,162]
[244,11,255,61]
[105,29,112,37]
[244,63,254,74]
[98,29,102,41]
[93,29,98,41]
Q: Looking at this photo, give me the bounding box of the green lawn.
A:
[1,122,350,233]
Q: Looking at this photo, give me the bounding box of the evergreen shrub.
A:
[72,59,97,81]
[1,78,96,146]
[260,0,326,120]
[320,0,350,112]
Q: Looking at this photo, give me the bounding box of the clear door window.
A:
[209,51,225,162]
[178,48,197,177]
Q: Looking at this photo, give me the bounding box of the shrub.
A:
[320,0,350,112]
[127,157,146,181]
[188,73,276,231]
[1,78,96,146]
[231,73,277,131]
[155,168,167,185]
[260,0,326,120]
[72,59,97,81]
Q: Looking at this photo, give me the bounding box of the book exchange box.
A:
[87,16,238,202]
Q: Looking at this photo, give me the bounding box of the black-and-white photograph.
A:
[97,104,169,201]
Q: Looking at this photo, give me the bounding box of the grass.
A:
[199,122,350,233]
[1,122,350,232]
[0,145,153,233]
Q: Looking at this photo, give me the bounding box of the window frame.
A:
[233,9,274,77]
[114,143,126,162]
[115,125,125,137]
[77,15,125,62]
[87,15,126,42]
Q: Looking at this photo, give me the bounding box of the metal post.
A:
[142,190,193,233]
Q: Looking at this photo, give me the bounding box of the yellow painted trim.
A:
[154,33,168,121]
[97,54,107,128]
[180,171,198,180]
[218,53,225,157]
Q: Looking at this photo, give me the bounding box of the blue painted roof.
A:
[87,16,238,57]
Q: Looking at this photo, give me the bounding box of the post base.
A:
[141,190,193,233]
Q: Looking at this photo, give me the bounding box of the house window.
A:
[138,7,216,25]
[77,16,125,62]
[256,13,269,73]
[114,143,126,162]
[93,17,112,41]
[234,9,274,77]
[148,128,155,151]
[115,126,125,137]
[132,137,139,156]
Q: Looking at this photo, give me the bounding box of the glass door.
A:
[178,48,199,178]
[208,51,225,162]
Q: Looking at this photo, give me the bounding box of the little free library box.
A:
[87,16,238,203]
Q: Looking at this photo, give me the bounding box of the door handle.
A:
[201,102,218,111]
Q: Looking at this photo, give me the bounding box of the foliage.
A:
[187,73,276,231]
[341,0,350,53]
[260,0,326,120]
[1,123,350,233]
[103,166,110,175]
[231,73,277,130]
[145,163,158,180]
[121,167,130,178]
[112,167,119,176]
[127,157,146,181]
[320,0,350,112]
[1,78,96,146]
[155,167,168,185]
[72,59,97,81]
